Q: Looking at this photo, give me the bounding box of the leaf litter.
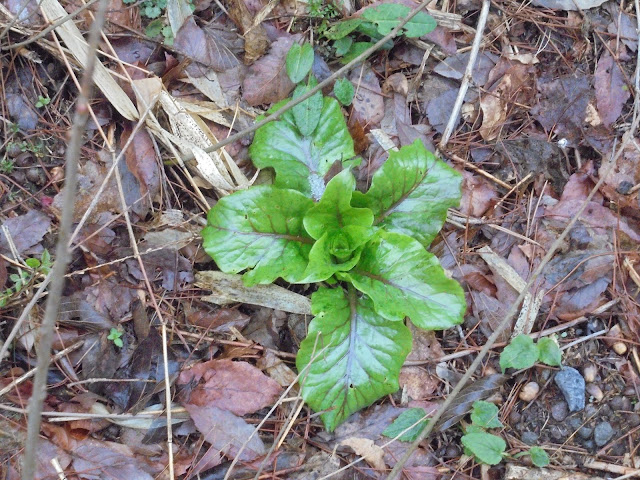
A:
[1,0,640,478]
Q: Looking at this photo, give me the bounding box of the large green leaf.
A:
[461,432,506,465]
[302,225,373,282]
[361,4,437,38]
[342,231,466,330]
[303,169,373,239]
[352,140,462,248]
[297,287,412,431]
[250,97,355,200]
[202,186,314,286]
[285,42,314,83]
[292,77,323,137]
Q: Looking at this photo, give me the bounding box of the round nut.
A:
[519,381,540,402]
[586,383,604,402]
[583,364,598,383]
[613,342,627,355]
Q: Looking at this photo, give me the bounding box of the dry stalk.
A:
[21,1,109,479]
[438,0,490,150]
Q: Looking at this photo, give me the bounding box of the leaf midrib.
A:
[374,165,428,225]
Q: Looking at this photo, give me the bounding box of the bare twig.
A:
[21,1,108,479]
[438,0,491,149]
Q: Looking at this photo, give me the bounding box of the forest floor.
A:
[1,0,640,479]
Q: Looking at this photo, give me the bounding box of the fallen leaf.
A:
[0,210,51,255]
[406,324,445,362]
[480,58,535,140]
[340,437,386,470]
[607,5,637,52]
[349,64,385,129]
[435,374,507,431]
[532,74,591,142]
[243,36,297,106]
[71,439,155,480]
[121,125,161,208]
[594,50,631,127]
[399,366,439,399]
[531,0,608,10]
[183,403,266,461]
[459,171,498,217]
[174,17,242,74]
[178,359,282,416]
[434,51,498,86]
[225,0,270,64]
[185,304,250,333]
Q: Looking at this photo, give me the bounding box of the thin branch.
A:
[21,1,109,479]
[438,0,490,150]
[183,0,436,163]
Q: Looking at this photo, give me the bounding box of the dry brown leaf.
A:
[243,36,297,106]
[339,437,386,470]
[226,0,270,64]
[399,366,439,399]
[178,359,282,416]
[595,50,631,127]
[0,210,51,255]
[183,403,265,461]
[350,65,385,129]
[459,171,498,217]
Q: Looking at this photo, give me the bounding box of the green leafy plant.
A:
[0,158,14,174]
[500,334,562,372]
[107,327,124,348]
[0,250,52,308]
[323,3,436,63]
[461,401,550,467]
[202,48,464,430]
[35,96,50,108]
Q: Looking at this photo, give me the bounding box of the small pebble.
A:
[582,439,595,450]
[586,383,604,402]
[555,367,586,412]
[585,404,598,417]
[519,382,540,402]
[510,410,522,423]
[583,364,597,383]
[550,424,568,441]
[551,401,568,422]
[522,431,539,445]
[594,421,615,446]
[609,396,631,411]
[567,416,582,430]
[578,426,593,439]
[629,413,640,427]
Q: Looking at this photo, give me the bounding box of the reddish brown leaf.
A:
[0,210,51,255]
[174,17,242,74]
[185,304,250,332]
[242,36,297,106]
[178,359,281,415]
[595,50,631,127]
[226,0,270,64]
[459,171,498,217]
[121,125,161,205]
[0,256,7,290]
[349,65,384,129]
[71,440,156,480]
[183,403,265,461]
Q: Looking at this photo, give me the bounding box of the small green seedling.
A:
[500,334,562,372]
[0,250,52,308]
[35,96,50,108]
[107,327,124,348]
[323,3,436,63]
[462,401,550,467]
[202,65,465,430]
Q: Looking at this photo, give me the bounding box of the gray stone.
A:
[629,413,640,427]
[567,416,582,430]
[594,421,615,446]
[554,367,586,412]
[578,426,593,439]
[551,401,568,421]
[521,431,539,445]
